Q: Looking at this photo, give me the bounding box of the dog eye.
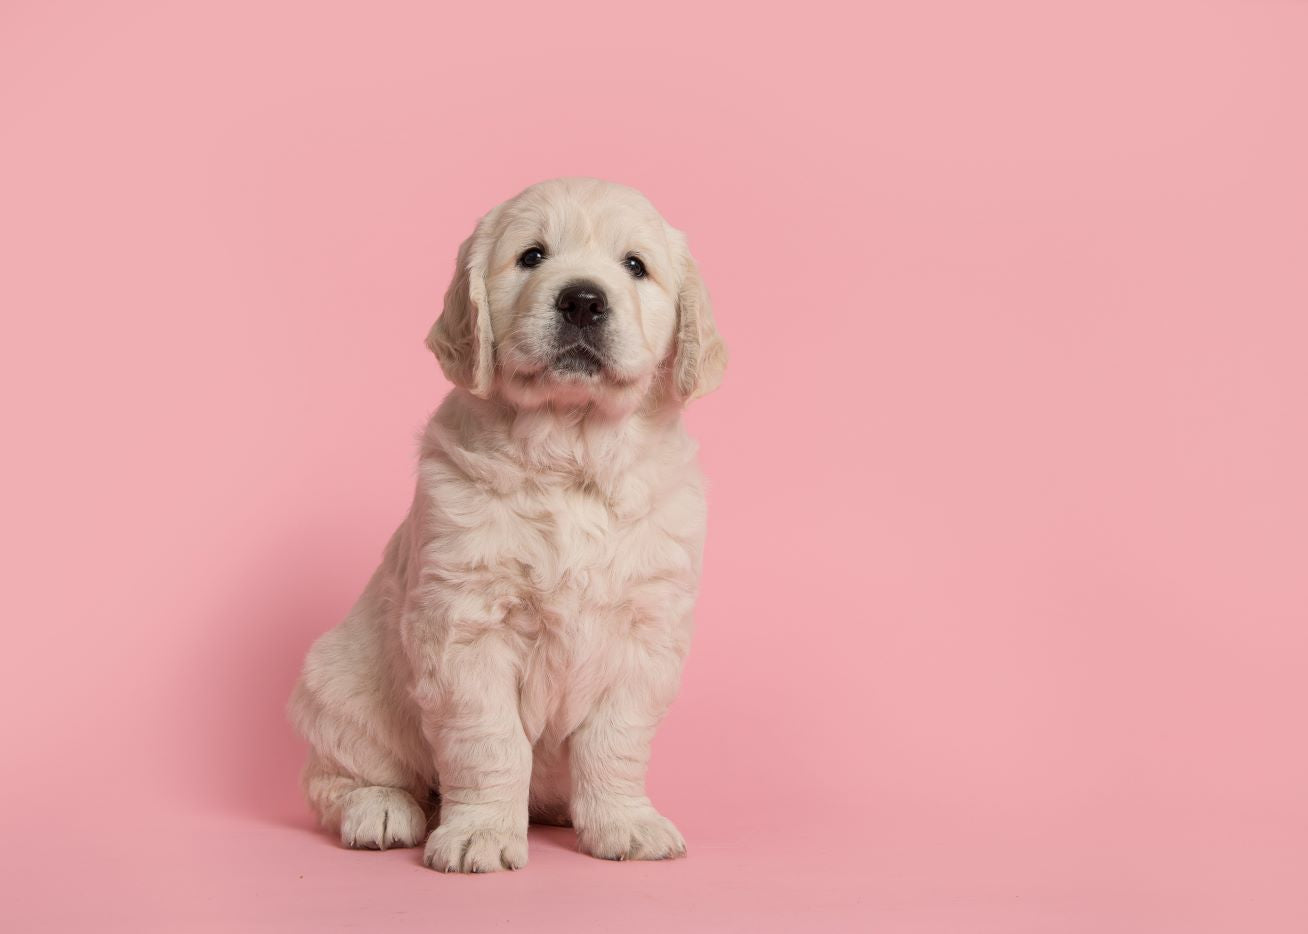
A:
[518,247,546,269]
[622,255,647,278]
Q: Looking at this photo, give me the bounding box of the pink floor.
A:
[5,792,1303,932]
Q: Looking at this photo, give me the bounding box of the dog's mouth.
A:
[550,344,605,377]
[503,341,643,394]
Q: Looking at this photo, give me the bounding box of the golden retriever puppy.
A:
[288,178,726,872]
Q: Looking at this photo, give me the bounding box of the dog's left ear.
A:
[672,240,727,401]
[426,212,497,398]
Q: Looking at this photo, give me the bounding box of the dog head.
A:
[427,178,725,415]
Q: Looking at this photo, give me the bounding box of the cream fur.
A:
[288,178,725,872]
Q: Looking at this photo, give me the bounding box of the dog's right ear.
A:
[427,215,496,398]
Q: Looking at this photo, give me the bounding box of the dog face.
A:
[428,178,725,415]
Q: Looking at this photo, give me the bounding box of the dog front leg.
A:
[418,631,531,873]
[570,636,688,862]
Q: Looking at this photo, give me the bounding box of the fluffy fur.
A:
[288,178,726,872]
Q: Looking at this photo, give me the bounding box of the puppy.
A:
[288,178,726,872]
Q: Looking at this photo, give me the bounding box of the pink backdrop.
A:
[2,2,1306,931]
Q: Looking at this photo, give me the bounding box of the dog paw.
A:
[423,822,528,873]
[339,787,428,850]
[576,808,686,861]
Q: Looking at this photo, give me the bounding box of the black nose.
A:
[556,283,608,329]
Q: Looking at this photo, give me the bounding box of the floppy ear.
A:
[672,247,727,401]
[426,220,495,397]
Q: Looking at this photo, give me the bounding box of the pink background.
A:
[2,2,1306,931]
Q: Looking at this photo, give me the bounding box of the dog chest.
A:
[501,482,700,744]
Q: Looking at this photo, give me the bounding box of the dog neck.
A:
[426,387,694,504]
